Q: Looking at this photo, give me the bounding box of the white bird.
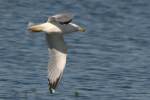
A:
[28,13,85,93]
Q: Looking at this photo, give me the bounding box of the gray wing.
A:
[48,13,73,24]
[46,34,67,93]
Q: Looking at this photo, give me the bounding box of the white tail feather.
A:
[27,22,35,29]
[26,22,35,36]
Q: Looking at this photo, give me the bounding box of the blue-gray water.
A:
[1,0,150,100]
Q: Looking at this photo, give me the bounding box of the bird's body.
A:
[28,13,85,93]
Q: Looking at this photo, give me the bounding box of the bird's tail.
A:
[28,22,35,28]
[26,22,35,36]
[27,22,46,32]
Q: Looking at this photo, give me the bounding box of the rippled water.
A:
[1,0,150,100]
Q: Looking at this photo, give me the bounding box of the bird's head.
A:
[57,22,86,34]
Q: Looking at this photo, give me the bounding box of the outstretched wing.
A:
[48,13,73,24]
[46,34,67,93]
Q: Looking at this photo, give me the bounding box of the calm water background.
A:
[0,0,150,100]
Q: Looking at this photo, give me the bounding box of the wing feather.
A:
[46,34,67,93]
[48,13,73,24]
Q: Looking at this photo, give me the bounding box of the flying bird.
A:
[28,13,85,94]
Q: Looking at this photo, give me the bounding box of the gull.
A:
[28,13,85,93]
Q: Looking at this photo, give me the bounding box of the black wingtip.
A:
[49,87,55,94]
[48,80,55,94]
[48,78,59,94]
[48,73,63,94]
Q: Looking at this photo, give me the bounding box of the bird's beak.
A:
[79,27,86,32]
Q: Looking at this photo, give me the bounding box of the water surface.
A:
[0,0,150,100]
